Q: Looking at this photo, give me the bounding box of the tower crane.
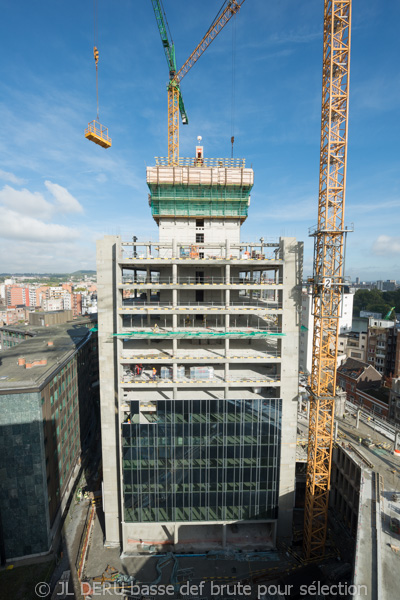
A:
[303,0,352,558]
[150,0,246,166]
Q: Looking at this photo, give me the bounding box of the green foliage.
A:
[353,288,399,317]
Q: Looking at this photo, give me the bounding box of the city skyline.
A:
[0,0,399,278]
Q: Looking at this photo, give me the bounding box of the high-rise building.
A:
[97,149,303,553]
[0,317,99,560]
[5,285,30,307]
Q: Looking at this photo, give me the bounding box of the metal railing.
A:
[121,373,280,384]
[121,300,282,309]
[121,276,282,285]
[154,156,246,168]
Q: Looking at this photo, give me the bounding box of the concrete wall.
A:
[97,236,121,547]
[277,237,303,541]
[122,520,275,554]
[158,218,241,254]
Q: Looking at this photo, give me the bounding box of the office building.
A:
[97,149,302,553]
[0,317,99,560]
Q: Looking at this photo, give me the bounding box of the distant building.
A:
[337,331,368,363]
[366,318,400,377]
[376,280,397,292]
[29,310,73,327]
[0,317,99,560]
[6,285,30,307]
[337,357,381,405]
[356,386,390,419]
[360,310,382,320]
[389,378,400,427]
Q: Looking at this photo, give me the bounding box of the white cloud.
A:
[0,170,25,185]
[0,185,54,219]
[44,181,84,214]
[372,235,400,256]
[0,208,80,243]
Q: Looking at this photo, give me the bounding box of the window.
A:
[196,218,204,228]
[195,233,204,243]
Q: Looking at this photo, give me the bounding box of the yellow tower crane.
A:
[151,0,246,166]
[303,0,352,558]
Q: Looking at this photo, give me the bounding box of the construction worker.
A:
[185,315,191,326]
[138,363,143,376]
[152,367,157,381]
[153,323,159,333]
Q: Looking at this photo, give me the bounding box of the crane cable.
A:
[93,0,99,121]
[231,11,237,158]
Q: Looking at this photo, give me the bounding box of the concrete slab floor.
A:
[82,511,354,600]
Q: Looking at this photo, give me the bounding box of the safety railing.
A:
[154,156,246,168]
[120,300,282,309]
[121,373,280,384]
[121,277,282,285]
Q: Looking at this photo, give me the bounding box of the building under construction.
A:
[96,147,303,553]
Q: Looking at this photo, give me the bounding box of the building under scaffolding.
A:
[96,147,303,554]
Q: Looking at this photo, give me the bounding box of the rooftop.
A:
[0,317,95,392]
[338,357,374,380]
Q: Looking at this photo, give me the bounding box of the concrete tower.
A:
[97,147,303,553]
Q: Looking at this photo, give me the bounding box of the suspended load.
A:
[85,35,111,148]
[85,119,111,149]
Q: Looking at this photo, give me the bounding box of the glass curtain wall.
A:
[122,398,281,523]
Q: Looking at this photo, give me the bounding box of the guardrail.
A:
[121,277,282,285]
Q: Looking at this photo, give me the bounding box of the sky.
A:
[0,0,399,280]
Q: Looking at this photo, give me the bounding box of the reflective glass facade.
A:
[122,398,281,523]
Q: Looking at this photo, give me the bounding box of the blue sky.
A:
[0,0,399,280]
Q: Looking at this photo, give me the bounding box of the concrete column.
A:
[225,289,230,308]
[356,410,360,429]
[225,338,229,359]
[174,524,178,546]
[172,264,177,284]
[225,314,229,331]
[395,431,400,451]
[172,338,177,356]
[172,363,177,379]
[173,386,177,400]
[172,289,177,308]
[146,267,151,325]
[172,314,177,331]
[224,362,229,381]
[172,239,177,259]
[225,264,230,286]
[225,238,230,259]
[334,421,338,441]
